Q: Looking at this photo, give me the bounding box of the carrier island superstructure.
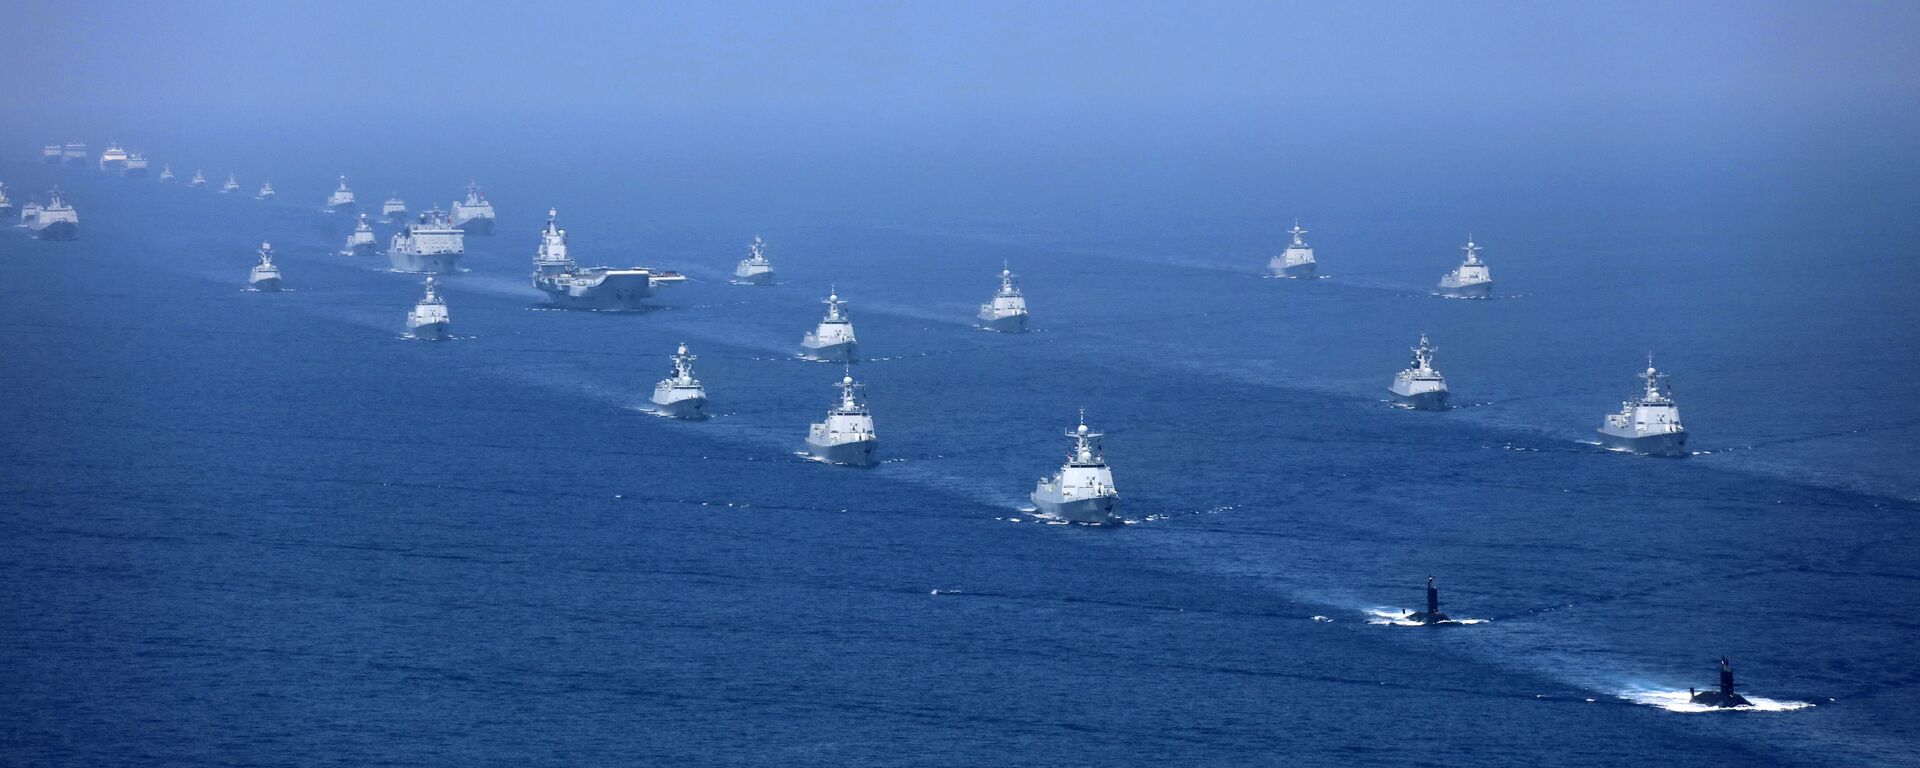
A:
[1437,237,1494,298]
[1031,412,1121,524]
[800,288,858,361]
[1597,357,1687,456]
[389,206,465,273]
[1388,335,1449,410]
[650,344,710,419]
[530,209,685,310]
[1268,221,1318,278]
[977,265,1030,333]
[806,371,878,465]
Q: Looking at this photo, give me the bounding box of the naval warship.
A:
[248,242,283,291]
[1689,658,1754,708]
[977,265,1030,333]
[800,288,858,361]
[381,193,407,223]
[530,208,686,309]
[342,213,378,256]
[1268,221,1318,278]
[1597,356,1687,456]
[158,164,176,183]
[326,176,356,212]
[1389,335,1449,410]
[256,181,276,200]
[388,206,465,273]
[805,370,878,465]
[406,278,451,340]
[98,144,129,172]
[62,142,87,166]
[221,173,241,194]
[1437,237,1494,298]
[1031,412,1121,524]
[122,152,150,178]
[25,191,78,240]
[189,170,207,188]
[732,236,776,285]
[450,182,495,234]
[0,183,13,218]
[650,344,710,419]
[41,144,62,164]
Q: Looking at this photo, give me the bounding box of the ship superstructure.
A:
[256,181,276,200]
[1597,357,1687,456]
[0,183,13,218]
[529,208,686,309]
[221,173,241,194]
[978,265,1030,333]
[450,182,495,234]
[805,370,878,465]
[381,193,407,223]
[650,343,710,419]
[326,175,356,212]
[248,242,283,291]
[732,236,775,285]
[122,152,150,177]
[1268,221,1318,278]
[25,190,78,240]
[343,213,378,256]
[800,288,858,361]
[189,170,207,188]
[62,142,87,166]
[1389,334,1449,410]
[98,144,129,172]
[388,206,464,273]
[1437,237,1494,298]
[406,277,451,340]
[1030,411,1121,524]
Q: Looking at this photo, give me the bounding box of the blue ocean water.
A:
[2,149,1918,767]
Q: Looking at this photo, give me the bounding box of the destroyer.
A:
[326,176,356,212]
[388,206,465,273]
[1268,221,1318,278]
[62,142,87,166]
[1031,412,1121,524]
[256,181,276,200]
[650,344,710,419]
[158,165,176,183]
[221,174,241,194]
[732,236,775,284]
[450,182,495,234]
[406,278,451,340]
[1597,356,1687,456]
[805,370,878,465]
[342,213,378,256]
[98,144,129,172]
[189,170,207,188]
[1437,237,1494,298]
[248,242,283,291]
[1689,658,1754,709]
[530,208,685,309]
[26,191,78,240]
[977,265,1030,333]
[1389,335,1449,410]
[122,152,150,178]
[381,193,407,223]
[800,288,858,361]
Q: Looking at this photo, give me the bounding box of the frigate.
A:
[1268,221,1318,278]
[732,236,776,285]
[388,206,464,273]
[0,183,13,218]
[381,193,407,223]
[221,173,241,194]
[650,343,710,419]
[26,191,78,240]
[326,175,356,212]
[800,288,858,361]
[248,242,283,291]
[62,142,87,166]
[530,208,686,309]
[342,213,378,256]
[41,145,62,164]
[406,277,451,340]
[122,152,150,178]
[1030,411,1121,524]
[189,170,207,188]
[158,164,176,183]
[1389,334,1450,410]
[450,182,495,234]
[1689,658,1754,709]
[805,370,877,465]
[977,265,1030,333]
[1437,237,1494,298]
[256,181,276,200]
[1597,356,1687,456]
[98,144,129,172]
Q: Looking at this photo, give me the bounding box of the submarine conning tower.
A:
[1427,576,1440,617]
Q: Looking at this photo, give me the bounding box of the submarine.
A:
[1689,657,1754,708]
[1406,576,1451,625]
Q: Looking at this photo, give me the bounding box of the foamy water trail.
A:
[1363,608,1490,626]
[1617,688,1815,713]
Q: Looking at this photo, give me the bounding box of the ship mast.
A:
[1461,236,1482,265]
[1289,220,1307,247]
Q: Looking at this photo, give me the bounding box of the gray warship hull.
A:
[806,437,876,466]
[536,273,661,310]
[390,251,462,274]
[650,395,708,419]
[457,218,495,236]
[1032,494,1121,525]
[1596,429,1688,457]
[732,271,775,285]
[801,340,857,362]
[1390,389,1450,411]
[979,313,1029,333]
[30,221,78,241]
[1272,262,1317,279]
[1437,282,1493,299]
[329,202,355,214]
[249,278,282,292]
[347,242,377,257]
[409,321,451,341]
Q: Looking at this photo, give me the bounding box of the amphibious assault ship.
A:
[1597,357,1687,456]
[1389,335,1449,410]
[342,213,378,256]
[256,181,276,200]
[248,242,283,291]
[530,208,685,310]
[388,206,464,273]
[406,278,451,340]
[806,371,878,465]
[800,288,858,361]
[326,176,356,212]
[732,236,775,285]
[650,344,710,419]
[381,194,407,223]
[1031,411,1121,524]
[122,152,150,178]
[450,182,494,234]
[1689,658,1754,709]
[221,174,241,194]
[1268,221,1318,278]
[1437,237,1494,298]
[98,144,129,172]
[978,265,1030,333]
[25,191,78,240]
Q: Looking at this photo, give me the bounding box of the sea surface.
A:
[2,151,1918,767]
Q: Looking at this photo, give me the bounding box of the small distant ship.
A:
[326,175,356,212]
[381,193,407,223]
[1031,412,1121,524]
[41,144,62,164]
[98,144,130,172]
[256,181,276,200]
[0,182,13,218]
[650,344,710,419]
[62,142,87,166]
[1437,237,1494,298]
[122,152,150,178]
[158,164,175,183]
[1268,221,1318,278]
[25,190,79,240]
[800,288,857,361]
[248,242,283,291]
[388,206,465,273]
[1689,658,1754,709]
[406,277,451,340]
[221,173,241,194]
[805,370,878,465]
[1404,576,1452,625]
[731,236,775,285]
[977,264,1030,333]
[189,170,207,188]
[342,213,378,256]
[1597,356,1687,456]
[1389,335,1449,410]
[530,208,686,310]
[450,182,495,234]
